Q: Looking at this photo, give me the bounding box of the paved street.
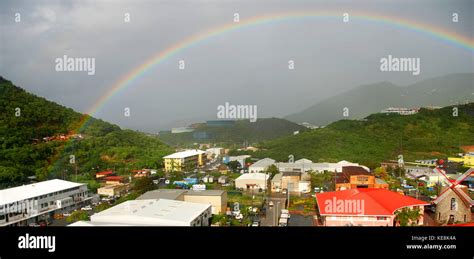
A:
[260,197,287,226]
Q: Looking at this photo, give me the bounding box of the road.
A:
[260,196,287,226]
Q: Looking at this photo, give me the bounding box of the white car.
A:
[81,206,92,211]
[165,180,170,185]
[268,201,274,207]
[62,212,72,217]
[251,222,260,227]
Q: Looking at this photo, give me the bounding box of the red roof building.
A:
[95,171,114,179]
[315,188,429,226]
[104,176,127,184]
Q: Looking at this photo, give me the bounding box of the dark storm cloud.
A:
[1,0,473,132]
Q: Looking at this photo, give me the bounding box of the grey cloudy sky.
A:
[1,0,473,132]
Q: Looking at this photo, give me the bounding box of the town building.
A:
[78,199,212,226]
[97,183,130,197]
[315,188,428,226]
[95,170,114,179]
[0,179,89,226]
[335,166,388,191]
[226,155,251,168]
[218,175,229,184]
[171,127,194,134]
[235,173,269,190]
[448,154,474,167]
[137,189,228,214]
[163,149,206,172]
[202,175,214,183]
[205,147,224,159]
[405,166,442,187]
[381,107,420,115]
[104,176,128,185]
[249,158,276,173]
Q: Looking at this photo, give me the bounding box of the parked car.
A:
[62,212,71,217]
[81,206,92,211]
[251,221,260,227]
[268,201,274,207]
[165,180,170,185]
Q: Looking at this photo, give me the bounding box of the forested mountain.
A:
[249,104,474,169]
[0,77,172,188]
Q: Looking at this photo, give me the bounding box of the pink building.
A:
[315,188,428,226]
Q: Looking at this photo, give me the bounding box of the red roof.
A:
[104,176,124,181]
[448,222,474,227]
[96,171,113,176]
[315,188,429,216]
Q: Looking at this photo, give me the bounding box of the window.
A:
[450,198,457,211]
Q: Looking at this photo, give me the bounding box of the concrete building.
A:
[335,166,389,191]
[171,127,194,134]
[81,199,212,226]
[205,148,224,159]
[249,158,276,173]
[315,188,428,226]
[449,154,474,168]
[235,173,269,190]
[271,173,283,192]
[227,155,251,168]
[137,189,227,214]
[202,175,214,183]
[163,149,206,172]
[0,179,89,226]
[97,183,130,197]
[381,107,420,115]
[218,175,229,184]
[277,160,368,173]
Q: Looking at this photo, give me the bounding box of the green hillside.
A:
[252,104,474,168]
[286,73,474,126]
[0,77,172,188]
[158,118,307,147]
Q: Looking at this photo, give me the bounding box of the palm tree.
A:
[394,207,422,226]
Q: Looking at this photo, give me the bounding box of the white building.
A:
[228,155,251,168]
[381,107,419,115]
[81,199,212,226]
[0,179,89,226]
[235,173,269,190]
[249,158,276,173]
[205,148,224,158]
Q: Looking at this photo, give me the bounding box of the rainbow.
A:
[49,10,473,172]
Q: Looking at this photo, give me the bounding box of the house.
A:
[315,188,428,226]
[74,199,212,226]
[104,176,127,185]
[218,175,229,184]
[97,183,130,197]
[432,168,474,225]
[137,189,228,214]
[335,166,388,191]
[95,171,114,179]
[281,171,302,193]
[249,158,276,173]
[218,164,229,174]
[163,150,206,172]
[405,166,441,187]
[235,173,269,190]
[131,169,151,178]
[202,175,214,183]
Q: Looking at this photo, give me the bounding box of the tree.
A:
[374,167,388,180]
[227,161,241,172]
[394,207,422,226]
[66,210,89,223]
[133,177,155,194]
[265,164,279,178]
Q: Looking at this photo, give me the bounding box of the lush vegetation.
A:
[243,104,474,169]
[158,118,307,147]
[0,77,173,188]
